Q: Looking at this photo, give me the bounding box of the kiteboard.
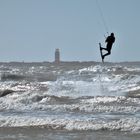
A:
[99,43,104,63]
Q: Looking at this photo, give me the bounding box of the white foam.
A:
[1,89,140,114]
[79,65,103,74]
[0,115,140,132]
[1,64,140,133]
[47,80,106,97]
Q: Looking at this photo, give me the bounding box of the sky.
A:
[0,0,140,62]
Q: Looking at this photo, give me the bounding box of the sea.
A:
[0,61,140,140]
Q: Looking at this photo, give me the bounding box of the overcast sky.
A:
[0,0,140,62]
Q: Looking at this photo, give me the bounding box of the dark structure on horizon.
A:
[55,48,60,64]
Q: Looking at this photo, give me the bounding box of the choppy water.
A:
[1,62,140,139]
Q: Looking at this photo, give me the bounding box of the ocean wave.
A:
[1,73,57,82]
[0,62,140,134]
[0,90,140,114]
[0,115,140,132]
[1,73,25,81]
[0,89,15,97]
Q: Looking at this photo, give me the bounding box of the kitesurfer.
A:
[100,33,115,60]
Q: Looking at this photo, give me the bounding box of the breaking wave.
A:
[0,62,140,133]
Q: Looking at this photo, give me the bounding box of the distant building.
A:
[55,48,60,64]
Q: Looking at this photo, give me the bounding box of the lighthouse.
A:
[55,48,60,64]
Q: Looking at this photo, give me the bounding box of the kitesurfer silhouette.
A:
[100,33,115,60]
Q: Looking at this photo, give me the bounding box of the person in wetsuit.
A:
[101,33,115,60]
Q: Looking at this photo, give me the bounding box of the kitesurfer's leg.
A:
[102,50,111,59]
